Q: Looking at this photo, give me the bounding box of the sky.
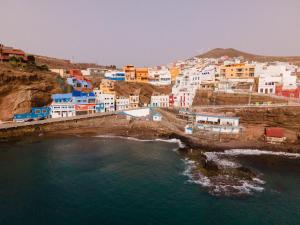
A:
[1,0,300,67]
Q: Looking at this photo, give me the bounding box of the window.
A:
[35,109,41,114]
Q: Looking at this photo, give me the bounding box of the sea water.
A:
[0,136,299,225]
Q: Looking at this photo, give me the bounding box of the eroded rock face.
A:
[0,64,67,121]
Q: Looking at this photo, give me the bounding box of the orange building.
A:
[99,79,115,94]
[220,63,255,79]
[135,67,149,83]
[123,65,136,82]
[169,67,180,81]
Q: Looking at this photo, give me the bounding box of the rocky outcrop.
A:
[0,64,68,121]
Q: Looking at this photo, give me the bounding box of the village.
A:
[1,43,300,145]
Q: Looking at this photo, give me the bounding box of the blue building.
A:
[71,90,96,104]
[96,103,105,113]
[104,71,125,81]
[67,77,92,89]
[13,107,51,122]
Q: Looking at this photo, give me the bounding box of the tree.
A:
[27,55,36,64]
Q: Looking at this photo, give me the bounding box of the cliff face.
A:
[0,64,68,121]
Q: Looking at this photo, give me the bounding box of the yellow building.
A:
[220,63,255,79]
[135,67,149,83]
[99,79,115,94]
[169,67,180,81]
[124,65,136,82]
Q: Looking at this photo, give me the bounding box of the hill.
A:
[197,48,300,65]
[34,55,116,70]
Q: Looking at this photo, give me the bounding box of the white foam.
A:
[182,158,265,196]
[221,149,300,158]
[204,152,240,168]
[94,135,185,148]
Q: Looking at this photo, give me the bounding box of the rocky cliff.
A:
[0,63,69,121]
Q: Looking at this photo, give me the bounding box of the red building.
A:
[265,127,286,144]
[169,95,174,107]
[0,44,27,61]
[275,85,300,99]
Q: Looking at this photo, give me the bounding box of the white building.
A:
[195,114,241,134]
[256,63,298,94]
[116,96,130,111]
[50,103,76,118]
[95,93,115,112]
[148,67,172,86]
[152,112,162,121]
[50,69,68,78]
[150,94,170,108]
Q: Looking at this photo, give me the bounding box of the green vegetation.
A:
[8,54,49,72]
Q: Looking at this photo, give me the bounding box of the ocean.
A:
[0,136,299,225]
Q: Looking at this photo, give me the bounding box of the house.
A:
[148,67,171,86]
[98,79,116,94]
[0,44,27,61]
[152,112,162,121]
[150,93,170,108]
[50,93,75,118]
[104,71,126,81]
[116,96,130,111]
[67,77,92,90]
[50,91,96,118]
[13,107,50,122]
[220,63,255,79]
[96,93,115,112]
[124,65,136,82]
[265,127,286,144]
[194,114,241,133]
[275,85,300,99]
[50,69,68,78]
[129,93,139,108]
[185,125,193,134]
[81,68,108,76]
[135,68,149,83]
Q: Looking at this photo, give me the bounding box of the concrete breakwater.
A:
[0,112,117,139]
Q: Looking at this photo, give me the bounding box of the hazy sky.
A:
[1,0,300,67]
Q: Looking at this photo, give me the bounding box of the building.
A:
[67,77,92,90]
[81,68,108,76]
[265,127,286,144]
[104,71,126,81]
[0,44,27,62]
[98,79,115,94]
[152,112,162,121]
[275,85,300,98]
[50,69,68,78]
[124,65,136,82]
[169,67,180,81]
[185,125,193,134]
[116,96,130,111]
[129,93,139,108]
[13,107,50,122]
[150,93,170,108]
[148,67,171,86]
[50,93,75,118]
[194,114,241,133]
[135,68,149,83]
[50,91,96,118]
[96,93,115,112]
[220,63,255,79]
[173,88,196,108]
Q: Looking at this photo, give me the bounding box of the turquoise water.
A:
[0,137,300,225]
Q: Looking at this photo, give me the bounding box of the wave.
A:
[94,135,185,148]
[219,149,300,158]
[182,158,264,196]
